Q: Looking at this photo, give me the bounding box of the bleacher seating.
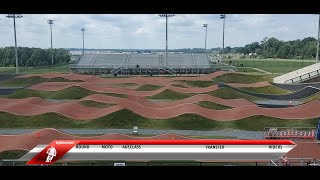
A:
[76,53,210,69]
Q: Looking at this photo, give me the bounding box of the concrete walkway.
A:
[0,128,264,139]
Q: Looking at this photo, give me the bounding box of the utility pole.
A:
[81,28,85,55]
[203,24,208,53]
[220,14,226,61]
[6,14,23,74]
[159,14,175,65]
[48,20,54,68]
[316,14,320,63]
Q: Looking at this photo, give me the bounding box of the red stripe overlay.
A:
[77,139,295,145]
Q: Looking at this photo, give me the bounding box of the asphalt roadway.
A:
[0,128,264,139]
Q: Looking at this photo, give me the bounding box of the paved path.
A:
[0,128,264,139]
[219,83,320,100]
[272,82,320,91]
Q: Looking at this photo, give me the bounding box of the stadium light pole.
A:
[220,14,226,61]
[159,14,175,64]
[81,28,85,55]
[47,20,54,68]
[203,24,208,53]
[6,14,22,74]
[316,14,320,63]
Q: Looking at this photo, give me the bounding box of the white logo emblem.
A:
[46,146,57,162]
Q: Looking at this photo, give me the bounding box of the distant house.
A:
[248,53,257,56]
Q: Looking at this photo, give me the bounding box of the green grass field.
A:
[0,67,15,74]
[171,84,188,88]
[147,87,268,101]
[79,100,114,108]
[147,90,193,100]
[240,86,291,95]
[222,59,315,74]
[0,109,317,130]
[197,101,232,110]
[6,87,127,99]
[135,84,162,91]
[208,88,262,101]
[0,64,70,75]
[0,150,28,160]
[213,73,273,84]
[179,80,215,87]
[302,92,320,102]
[115,83,139,87]
[19,64,70,74]
[0,77,81,87]
[234,67,265,73]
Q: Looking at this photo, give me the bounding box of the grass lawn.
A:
[258,67,303,74]
[115,83,139,87]
[302,92,320,102]
[0,109,317,131]
[5,87,127,99]
[135,84,163,91]
[114,134,236,139]
[0,67,16,74]
[214,73,273,84]
[171,84,188,88]
[0,150,28,160]
[208,88,262,101]
[197,101,232,110]
[19,64,70,74]
[235,67,265,73]
[179,80,215,87]
[222,59,315,74]
[147,90,193,100]
[188,135,237,139]
[79,100,114,108]
[0,77,81,87]
[240,86,291,95]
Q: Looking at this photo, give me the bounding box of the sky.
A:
[0,14,319,49]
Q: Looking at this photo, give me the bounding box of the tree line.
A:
[234,37,318,59]
[0,47,71,68]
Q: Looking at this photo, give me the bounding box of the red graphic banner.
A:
[26,140,79,165]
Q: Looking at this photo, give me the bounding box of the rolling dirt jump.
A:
[1,71,320,120]
[0,96,320,120]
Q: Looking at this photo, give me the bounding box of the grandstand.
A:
[69,53,219,75]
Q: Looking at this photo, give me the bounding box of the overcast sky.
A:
[0,14,318,49]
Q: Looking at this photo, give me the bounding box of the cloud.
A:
[0,14,318,49]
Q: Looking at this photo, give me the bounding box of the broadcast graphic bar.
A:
[21,140,296,165]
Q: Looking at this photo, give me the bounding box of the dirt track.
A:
[285,141,320,159]
[18,71,270,88]
[17,71,234,85]
[0,95,320,120]
[18,71,271,96]
[2,71,318,121]
[1,128,319,160]
[2,72,318,160]
[27,81,270,96]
